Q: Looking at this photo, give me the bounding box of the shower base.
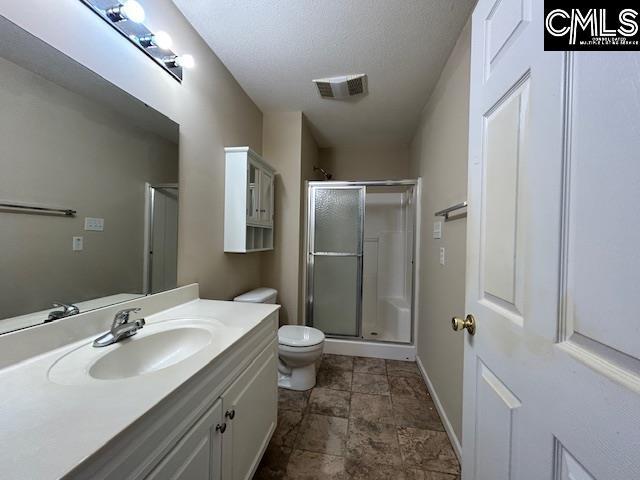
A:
[323,337,416,361]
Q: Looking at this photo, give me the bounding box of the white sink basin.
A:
[89,327,211,380]
[48,319,222,385]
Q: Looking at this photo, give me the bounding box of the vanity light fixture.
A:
[164,54,195,69]
[79,0,194,83]
[139,31,173,51]
[176,54,195,69]
[105,0,146,24]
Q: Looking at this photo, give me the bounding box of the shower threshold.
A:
[322,337,416,361]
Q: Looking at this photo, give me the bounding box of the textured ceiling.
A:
[172,0,474,147]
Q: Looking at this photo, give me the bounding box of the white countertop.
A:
[0,297,279,480]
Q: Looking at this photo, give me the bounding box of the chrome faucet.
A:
[46,303,80,322]
[93,308,145,348]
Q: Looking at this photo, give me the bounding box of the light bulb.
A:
[175,54,195,69]
[120,0,145,23]
[153,31,173,50]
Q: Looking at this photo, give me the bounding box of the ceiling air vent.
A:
[313,74,368,99]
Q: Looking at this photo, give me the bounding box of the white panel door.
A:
[463,1,640,479]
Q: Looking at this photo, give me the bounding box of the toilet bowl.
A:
[233,288,325,391]
[277,325,325,391]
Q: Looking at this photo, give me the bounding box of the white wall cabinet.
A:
[224,147,275,253]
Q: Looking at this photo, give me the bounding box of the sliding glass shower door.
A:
[307,186,364,337]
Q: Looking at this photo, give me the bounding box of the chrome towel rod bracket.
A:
[435,201,467,220]
[0,202,76,217]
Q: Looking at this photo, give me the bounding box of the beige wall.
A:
[261,112,303,325]
[0,56,177,319]
[319,144,410,181]
[166,9,264,301]
[261,113,320,325]
[299,116,320,323]
[1,1,265,304]
[409,21,471,444]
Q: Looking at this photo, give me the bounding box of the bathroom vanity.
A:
[0,285,279,480]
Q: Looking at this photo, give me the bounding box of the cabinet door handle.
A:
[225,409,236,420]
[216,423,227,434]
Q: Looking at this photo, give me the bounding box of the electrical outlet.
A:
[72,236,84,251]
[84,217,104,231]
[439,247,445,265]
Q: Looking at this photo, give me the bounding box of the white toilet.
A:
[233,288,325,391]
[277,325,325,391]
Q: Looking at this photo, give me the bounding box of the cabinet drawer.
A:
[146,399,223,480]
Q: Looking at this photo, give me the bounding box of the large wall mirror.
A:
[0,17,180,335]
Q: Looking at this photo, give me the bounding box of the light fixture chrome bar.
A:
[0,202,76,217]
[435,201,468,220]
[78,0,184,82]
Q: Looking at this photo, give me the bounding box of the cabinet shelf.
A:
[224,147,275,253]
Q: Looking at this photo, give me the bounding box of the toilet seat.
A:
[278,325,324,347]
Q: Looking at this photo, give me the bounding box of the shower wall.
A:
[362,190,413,342]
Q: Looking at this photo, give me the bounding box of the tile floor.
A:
[254,354,460,480]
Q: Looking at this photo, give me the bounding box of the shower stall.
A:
[144,183,179,295]
[305,180,418,349]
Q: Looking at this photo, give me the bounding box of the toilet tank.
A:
[233,287,278,304]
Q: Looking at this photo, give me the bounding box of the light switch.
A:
[439,247,445,265]
[433,221,442,239]
[84,217,104,231]
[72,236,84,251]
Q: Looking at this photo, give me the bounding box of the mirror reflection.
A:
[0,20,179,334]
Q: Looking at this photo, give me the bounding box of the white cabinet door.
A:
[258,169,273,226]
[462,1,640,479]
[146,399,223,480]
[221,340,278,480]
[246,162,260,225]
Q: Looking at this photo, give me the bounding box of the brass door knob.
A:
[452,314,476,335]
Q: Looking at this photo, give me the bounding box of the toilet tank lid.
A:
[233,287,277,303]
[278,325,325,347]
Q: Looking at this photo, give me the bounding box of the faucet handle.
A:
[113,307,142,325]
[52,303,80,314]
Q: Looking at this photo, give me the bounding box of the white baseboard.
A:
[323,338,416,361]
[416,355,462,461]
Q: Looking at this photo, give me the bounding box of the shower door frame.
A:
[143,183,179,295]
[306,179,418,344]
